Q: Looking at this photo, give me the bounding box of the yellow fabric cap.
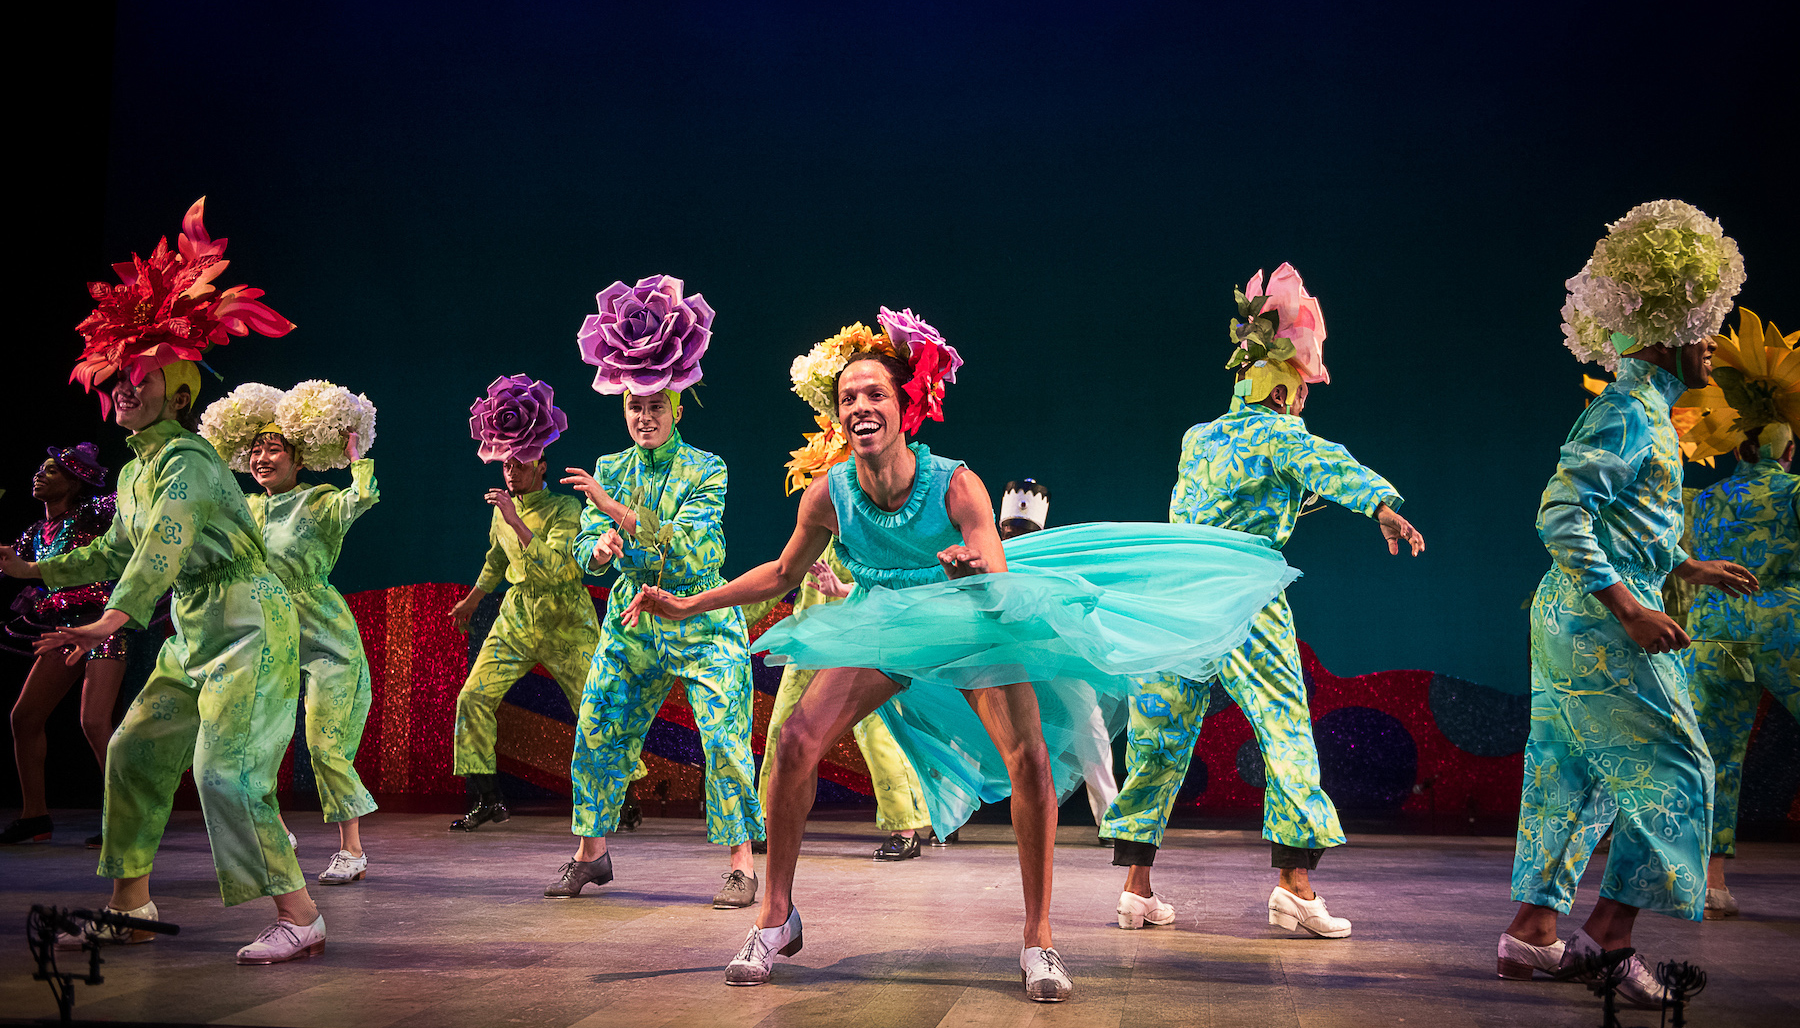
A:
[622,388,682,415]
[1761,422,1794,460]
[1235,359,1303,405]
[162,360,202,408]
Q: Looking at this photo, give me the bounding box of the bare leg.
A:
[10,655,85,818]
[758,667,901,929]
[1707,853,1727,889]
[965,683,1057,950]
[337,817,363,857]
[110,874,151,911]
[77,658,125,770]
[1581,898,1639,950]
[272,886,320,925]
[575,835,607,860]
[1123,865,1154,898]
[727,841,754,874]
[1506,902,1559,946]
[1279,867,1316,901]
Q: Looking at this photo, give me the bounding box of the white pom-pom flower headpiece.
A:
[199,382,284,472]
[275,380,377,470]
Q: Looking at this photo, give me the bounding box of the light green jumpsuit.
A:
[38,419,304,906]
[756,542,931,832]
[1101,397,1402,862]
[245,459,379,823]
[452,489,601,775]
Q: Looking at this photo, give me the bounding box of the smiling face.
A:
[249,434,300,495]
[836,359,908,459]
[31,459,84,505]
[1679,336,1719,389]
[624,391,680,449]
[111,368,179,432]
[502,457,546,495]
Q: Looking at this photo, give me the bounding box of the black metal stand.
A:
[1656,960,1707,1027]
[24,904,181,1024]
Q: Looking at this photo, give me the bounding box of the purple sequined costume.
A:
[13,494,128,661]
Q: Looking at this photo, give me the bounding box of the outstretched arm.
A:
[936,466,1007,578]
[622,477,837,625]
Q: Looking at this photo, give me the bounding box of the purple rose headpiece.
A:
[468,374,568,463]
[577,275,714,396]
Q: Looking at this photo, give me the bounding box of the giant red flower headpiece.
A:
[72,197,294,414]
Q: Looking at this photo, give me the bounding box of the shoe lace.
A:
[1027,948,1068,981]
[732,926,771,966]
[252,921,302,948]
[326,851,359,873]
[720,870,750,888]
[555,860,580,883]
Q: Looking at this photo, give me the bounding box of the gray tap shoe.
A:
[543,853,614,898]
[713,869,758,908]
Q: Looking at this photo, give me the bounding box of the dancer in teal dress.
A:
[1099,263,1425,940]
[1498,200,1756,1009]
[627,310,1296,1002]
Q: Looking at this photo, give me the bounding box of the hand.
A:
[622,584,695,627]
[807,561,852,598]
[345,430,362,463]
[485,488,521,525]
[1617,604,1692,655]
[449,596,480,634]
[1675,559,1759,597]
[34,611,129,667]
[0,546,39,579]
[1376,504,1425,557]
[595,529,625,563]
[560,468,614,511]
[937,544,989,580]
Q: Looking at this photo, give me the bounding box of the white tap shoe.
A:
[236,915,326,965]
[1020,946,1072,1002]
[1704,886,1739,919]
[1496,931,1565,979]
[724,906,803,986]
[1267,886,1351,938]
[1116,890,1176,929]
[318,849,368,885]
[55,900,161,949]
[1556,929,1669,1009]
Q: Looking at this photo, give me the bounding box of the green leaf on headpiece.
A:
[1235,289,1256,320]
[1265,336,1297,362]
[1609,331,1636,354]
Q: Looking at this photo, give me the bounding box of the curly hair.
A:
[833,352,913,416]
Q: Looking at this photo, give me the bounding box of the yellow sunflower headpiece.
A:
[1675,308,1799,463]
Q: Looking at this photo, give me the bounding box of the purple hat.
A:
[46,443,109,487]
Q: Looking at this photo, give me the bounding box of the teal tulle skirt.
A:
[756,521,1300,835]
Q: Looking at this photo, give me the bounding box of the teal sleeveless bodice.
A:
[828,442,967,590]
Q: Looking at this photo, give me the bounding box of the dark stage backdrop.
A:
[12,0,1794,714]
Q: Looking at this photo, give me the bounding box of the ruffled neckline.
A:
[846,442,935,529]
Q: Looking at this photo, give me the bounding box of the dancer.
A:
[1498,201,1757,1007]
[1099,263,1424,938]
[450,374,598,830]
[0,196,327,964]
[1674,309,1798,920]
[997,479,1117,840]
[2,444,125,847]
[628,310,1298,1001]
[201,380,381,885]
[758,544,935,861]
[548,275,763,906]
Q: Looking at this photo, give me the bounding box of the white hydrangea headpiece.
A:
[275,380,378,470]
[1560,199,1745,370]
[199,382,284,472]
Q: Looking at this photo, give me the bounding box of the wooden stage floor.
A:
[2,811,1795,1026]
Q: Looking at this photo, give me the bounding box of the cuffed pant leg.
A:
[97,640,199,882]
[453,622,537,776]
[689,664,765,846]
[570,642,670,838]
[1099,674,1209,847]
[302,657,377,823]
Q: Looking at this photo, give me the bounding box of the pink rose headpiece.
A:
[877,306,963,435]
[577,275,714,397]
[72,197,295,415]
[1225,263,1328,379]
[469,374,568,463]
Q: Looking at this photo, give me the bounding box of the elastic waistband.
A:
[174,554,265,596]
[275,570,333,594]
[615,570,724,598]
